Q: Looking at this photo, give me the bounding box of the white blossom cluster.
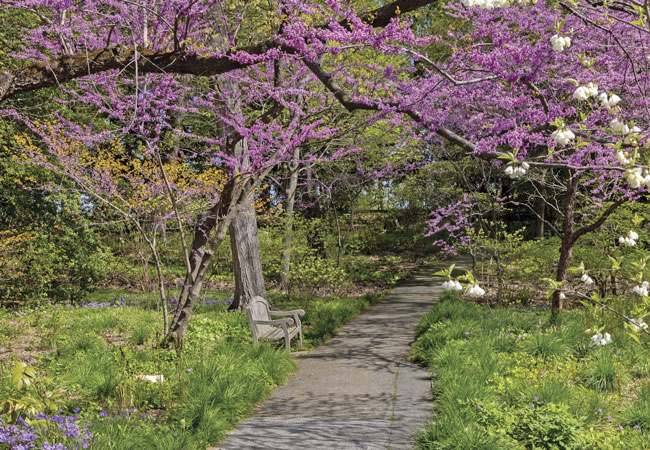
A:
[460,0,534,8]
[466,284,486,297]
[581,273,594,285]
[550,34,571,52]
[618,230,639,247]
[599,92,621,114]
[633,281,649,296]
[572,82,598,101]
[624,168,650,189]
[617,150,632,165]
[505,161,529,179]
[610,118,642,146]
[591,332,612,346]
[441,280,463,291]
[551,127,575,146]
[461,0,508,8]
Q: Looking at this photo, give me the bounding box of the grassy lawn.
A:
[0,290,383,449]
[411,291,650,450]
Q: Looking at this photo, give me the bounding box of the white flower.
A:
[461,0,509,8]
[610,118,630,135]
[624,126,642,146]
[608,94,621,107]
[591,333,612,346]
[573,86,590,101]
[581,274,594,285]
[574,82,598,101]
[585,82,598,97]
[630,318,649,331]
[633,282,649,296]
[599,93,621,113]
[619,231,638,247]
[442,280,463,291]
[559,292,566,300]
[551,128,575,146]
[616,150,631,165]
[619,236,636,247]
[466,284,486,298]
[625,168,644,188]
[550,35,571,52]
[505,163,528,179]
[598,92,608,106]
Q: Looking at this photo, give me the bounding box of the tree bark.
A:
[552,171,578,316]
[229,201,268,310]
[280,147,300,292]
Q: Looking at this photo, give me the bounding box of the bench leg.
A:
[282,325,291,351]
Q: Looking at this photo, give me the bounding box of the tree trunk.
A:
[552,171,578,316]
[163,171,251,344]
[280,147,300,291]
[229,202,268,310]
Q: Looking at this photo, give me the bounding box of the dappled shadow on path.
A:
[215,259,472,450]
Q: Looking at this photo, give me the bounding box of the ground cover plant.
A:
[412,291,650,449]
[0,289,384,449]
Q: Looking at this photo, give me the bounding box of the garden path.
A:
[214,256,472,450]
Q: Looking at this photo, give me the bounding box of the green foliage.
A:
[1,362,64,423]
[0,154,113,305]
[412,295,650,449]
[288,255,345,296]
[479,401,584,449]
[0,286,385,447]
[620,382,650,431]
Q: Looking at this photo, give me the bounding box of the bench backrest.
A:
[247,296,273,338]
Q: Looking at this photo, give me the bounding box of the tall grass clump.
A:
[411,292,650,449]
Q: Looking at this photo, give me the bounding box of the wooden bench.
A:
[247,296,304,351]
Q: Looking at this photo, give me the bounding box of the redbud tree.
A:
[1,0,649,341]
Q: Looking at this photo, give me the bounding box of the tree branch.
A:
[0,0,439,102]
[571,198,627,244]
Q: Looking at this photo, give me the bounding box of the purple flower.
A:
[99,411,108,417]
[186,368,193,373]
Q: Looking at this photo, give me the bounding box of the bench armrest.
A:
[269,309,305,316]
[251,318,294,326]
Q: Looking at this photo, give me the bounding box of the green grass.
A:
[0,290,384,449]
[411,292,650,449]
